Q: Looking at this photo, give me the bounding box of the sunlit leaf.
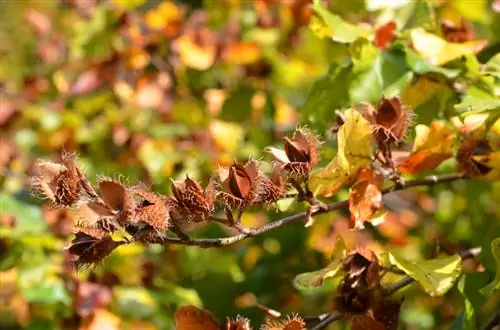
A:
[388,253,462,296]
[293,236,346,289]
[410,29,487,66]
[309,109,373,197]
[398,121,456,174]
[81,309,121,330]
[311,0,372,43]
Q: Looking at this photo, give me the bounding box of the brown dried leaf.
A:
[174,305,219,330]
[348,168,384,229]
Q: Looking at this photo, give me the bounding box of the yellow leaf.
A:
[388,253,462,296]
[175,32,216,70]
[309,109,373,197]
[80,309,121,330]
[411,29,487,66]
[293,236,347,289]
[472,151,500,181]
[209,120,243,153]
[398,121,456,174]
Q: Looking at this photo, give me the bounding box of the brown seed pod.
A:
[168,176,215,223]
[215,160,262,209]
[133,190,170,232]
[31,152,84,207]
[226,315,252,330]
[371,97,414,145]
[255,166,287,205]
[65,232,122,269]
[267,128,320,180]
[261,314,306,330]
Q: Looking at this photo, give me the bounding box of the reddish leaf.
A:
[374,21,396,49]
[348,168,384,229]
[174,305,219,330]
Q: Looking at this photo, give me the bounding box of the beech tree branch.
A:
[141,173,467,248]
[308,246,482,330]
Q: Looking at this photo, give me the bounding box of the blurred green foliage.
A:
[0,0,499,329]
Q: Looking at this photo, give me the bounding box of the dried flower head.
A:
[371,97,414,145]
[65,231,122,269]
[168,176,215,223]
[133,190,170,232]
[226,315,252,330]
[267,128,320,180]
[215,160,261,209]
[31,151,84,206]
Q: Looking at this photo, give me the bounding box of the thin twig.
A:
[136,173,466,248]
[310,312,343,330]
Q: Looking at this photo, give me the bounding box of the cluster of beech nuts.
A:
[31,128,321,267]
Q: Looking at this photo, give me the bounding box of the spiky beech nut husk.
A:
[74,179,135,234]
[226,315,252,330]
[456,137,493,176]
[267,128,320,180]
[261,314,306,330]
[65,232,122,269]
[255,167,287,205]
[215,160,261,209]
[371,97,414,145]
[133,191,170,232]
[31,151,83,206]
[168,176,215,223]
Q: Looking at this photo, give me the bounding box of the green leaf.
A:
[405,47,461,78]
[484,53,500,79]
[396,0,436,30]
[450,273,489,330]
[19,266,70,305]
[311,0,371,43]
[480,237,500,296]
[113,286,157,318]
[0,193,46,236]
[220,84,255,122]
[300,61,351,130]
[293,236,346,290]
[455,95,500,114]
[388,253,462,296]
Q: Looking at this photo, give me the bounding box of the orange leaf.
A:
[174,30,216,70]
[80,309,120,330]
[174,306,219,330]
[398,121,456,174]
[374,21,396,49]
[223,42,261,65]
[349,168,384,229]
